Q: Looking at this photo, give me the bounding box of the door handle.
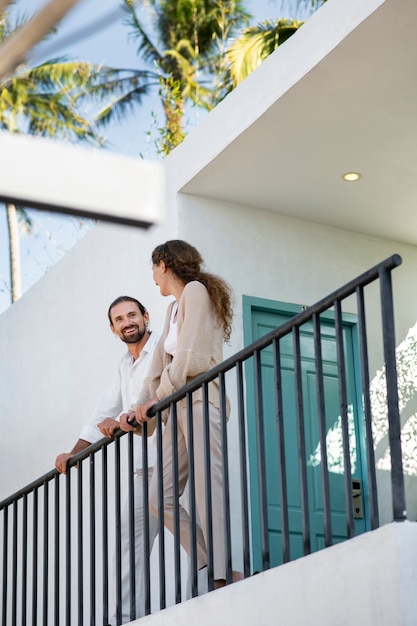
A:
[352,479,363,519]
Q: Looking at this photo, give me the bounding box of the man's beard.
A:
[120,326,146,344]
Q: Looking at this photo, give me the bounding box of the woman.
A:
[122,239,235,589]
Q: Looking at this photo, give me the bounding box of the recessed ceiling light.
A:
[342,172,361,182]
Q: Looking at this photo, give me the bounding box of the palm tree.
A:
[0,4,151,304]
[95,0,251,155]
[5,203,22,303]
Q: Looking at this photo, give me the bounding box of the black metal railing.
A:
[0,254,405,626]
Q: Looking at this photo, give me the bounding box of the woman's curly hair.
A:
[152,240,233,342]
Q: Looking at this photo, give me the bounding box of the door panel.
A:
[245,301,367,570]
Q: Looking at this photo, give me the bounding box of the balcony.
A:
[1,253,413,625]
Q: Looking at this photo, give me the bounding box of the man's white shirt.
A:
[79,331,159,470]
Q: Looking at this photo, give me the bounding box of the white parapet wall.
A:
[0,132,165,227]
[129,522,417,626]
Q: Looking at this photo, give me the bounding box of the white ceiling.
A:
[176,0,417,246]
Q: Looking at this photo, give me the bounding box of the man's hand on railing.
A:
[55,439,91,474]
[55,452,74,474]
[98,417,120,438]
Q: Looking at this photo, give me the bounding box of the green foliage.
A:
[157,75,185,155]
[0,9,95,141]
[96,0,251,155]
[226,18,304,86]
[93,68,157,127]
[107,0,318,153]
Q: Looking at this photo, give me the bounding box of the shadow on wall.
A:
[371,321,417,476]
[306,320,417,523]
[370,321,417,522]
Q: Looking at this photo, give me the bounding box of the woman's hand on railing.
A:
[98,417,120,438]
[119,411,138,432]
[136,397,158,424]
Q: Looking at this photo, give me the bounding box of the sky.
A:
[0,0,314,316]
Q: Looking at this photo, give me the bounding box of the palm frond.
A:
[227,18,303,86]
[123,0,163,66]
[95,84,157,127]
[21,93,101,143]
[16,207,34,235]
[26,59,95,87]
[86,68,157,99]
[0,5,28,43]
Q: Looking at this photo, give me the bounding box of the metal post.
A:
[379,268,406,521]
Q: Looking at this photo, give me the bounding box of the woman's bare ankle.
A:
[232,570,244,582]
[214,571,243,589]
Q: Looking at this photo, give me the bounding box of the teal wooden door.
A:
[243,298,368,571]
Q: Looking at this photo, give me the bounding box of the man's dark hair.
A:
[108,296,146,325]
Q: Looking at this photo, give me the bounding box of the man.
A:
[55,296,159,626]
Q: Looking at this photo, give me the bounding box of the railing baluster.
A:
[114,438,122,625]
[2,506,8,626]
[236,362,251,577]
[89,452,96,626]
[11,500,17,626]
[356,285,379,529]
[53,475,60,626]
[64,474,70,626]
[155,411,166,611]
[253,348,270,570]
[32,489,38,626]
[334,300,355,538]
[272,338,290,564]
[42,482,49,626]
[219,371,233,584]
[186,394,198,595]
[141,423,152,616]
[101,446,109,626]
[127,433,136,622]
[313,313,332,547]
[77,460,84,626]
[202,383,214,593]
[21,494,28,626]
[379,267,406,521]
[169,402,182,603]
[293,326,311,556]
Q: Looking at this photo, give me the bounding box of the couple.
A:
[56,239,238,625]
